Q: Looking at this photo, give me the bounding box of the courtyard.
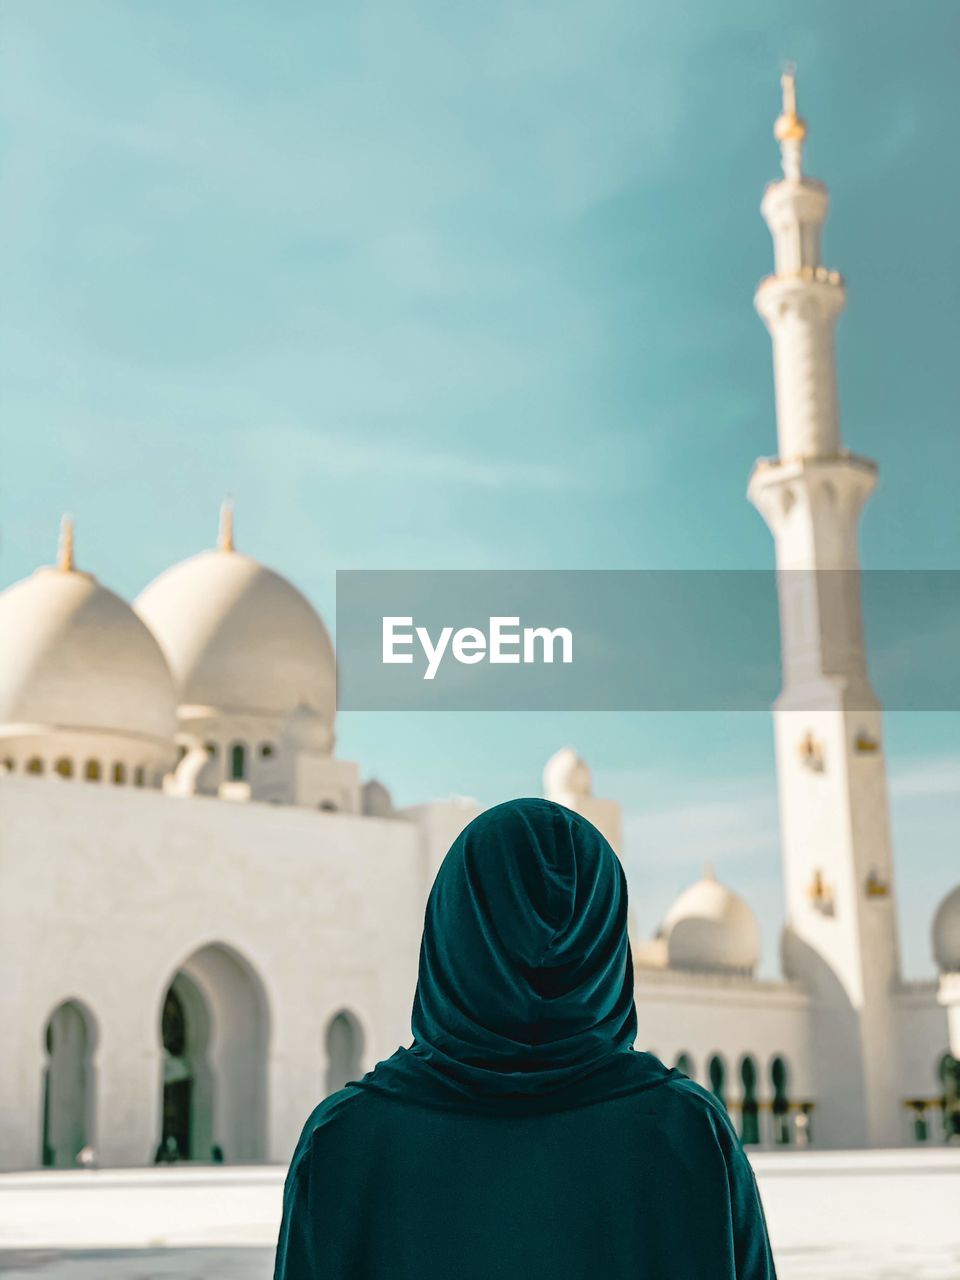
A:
[0,1149,958,1279]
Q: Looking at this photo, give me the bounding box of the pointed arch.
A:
[708,1053,727,1107]
[938,1051,960,1142]
[324,1009,365,1096]
[157,941,270,1162]
[739,1054,760,1145]
[673,1051,694,1080]
[229,743,247,781]
[41,998,98,1168]
[770,1054,791,1144]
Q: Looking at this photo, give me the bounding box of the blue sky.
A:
[1,1,957,978]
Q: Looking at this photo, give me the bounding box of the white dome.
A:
[932,885,960,973]
[281,703,333,754]
[544,747,593,802]
[135,547,336,724]
[659,869,761,975]
[362,778,394,818]
[0,564,177,743]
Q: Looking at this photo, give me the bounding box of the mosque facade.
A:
[1,76,958,1172]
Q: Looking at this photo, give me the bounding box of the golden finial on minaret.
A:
[774,63,807,179]
[218,496,235,552]
[774,64,806,141]
[57,514,76,572]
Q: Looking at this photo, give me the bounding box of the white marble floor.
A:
[1,1150,958,1278]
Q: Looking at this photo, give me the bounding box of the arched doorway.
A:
[673,1051,694,1080]
[939,1051,960,1142]
[324,1010,364,1096]
[229,743,247,781]
[739,1056,760,1145]
[157,943,269,1163]
[41,1000,97,1168]
[159,974,212,1162]
[771,1055,791,1145]
[708,1054,726,1107]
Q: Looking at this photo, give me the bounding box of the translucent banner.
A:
[335,570,960,711]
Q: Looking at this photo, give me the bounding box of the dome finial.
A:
[57,514,76,572]
[704,860,716,882]
[218,496,235,552]
[774,62,806,179]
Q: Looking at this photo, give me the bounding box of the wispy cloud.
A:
[889,754,960,800]
[621,774,779,873]
[615,770,783,974]
[244,425,585,493]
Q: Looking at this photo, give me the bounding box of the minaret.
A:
[748,70,902,1147]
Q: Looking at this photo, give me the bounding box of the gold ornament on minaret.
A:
[797,729,825,772]
[807,868,835,916]
[774,64,806,180]
[774,66,807,142]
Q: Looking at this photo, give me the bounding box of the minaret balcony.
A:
[748,450,877,502]
[758,264,843,289]
[755,268,845,328]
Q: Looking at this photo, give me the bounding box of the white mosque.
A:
[1,74,958,1173]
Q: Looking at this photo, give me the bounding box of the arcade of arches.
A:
[667,1047,960,1147]
[672,1050,810,1147]
[39,988,959,1161]
[41,945,367,1166]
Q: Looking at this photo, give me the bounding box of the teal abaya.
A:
[275,798,776,1279]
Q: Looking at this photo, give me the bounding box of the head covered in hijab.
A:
[280,801,776,1280]
[358,798,669,1113]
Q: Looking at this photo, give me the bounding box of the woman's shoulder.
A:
[594,1052,736,1135]
[300,1084,369,1134]
[664,1072,726,1110]
[659,1073,743,1142]
[287,1085,382,1176]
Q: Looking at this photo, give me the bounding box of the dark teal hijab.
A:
[275,797,777,1280]
[357,797,667,1112]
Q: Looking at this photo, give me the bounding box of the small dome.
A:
[659,868,761,975]
[0,553,177,744]
[135,517,335,725]
[362,779,393,818]
[543,747,593,802]
[932,885,960,973]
